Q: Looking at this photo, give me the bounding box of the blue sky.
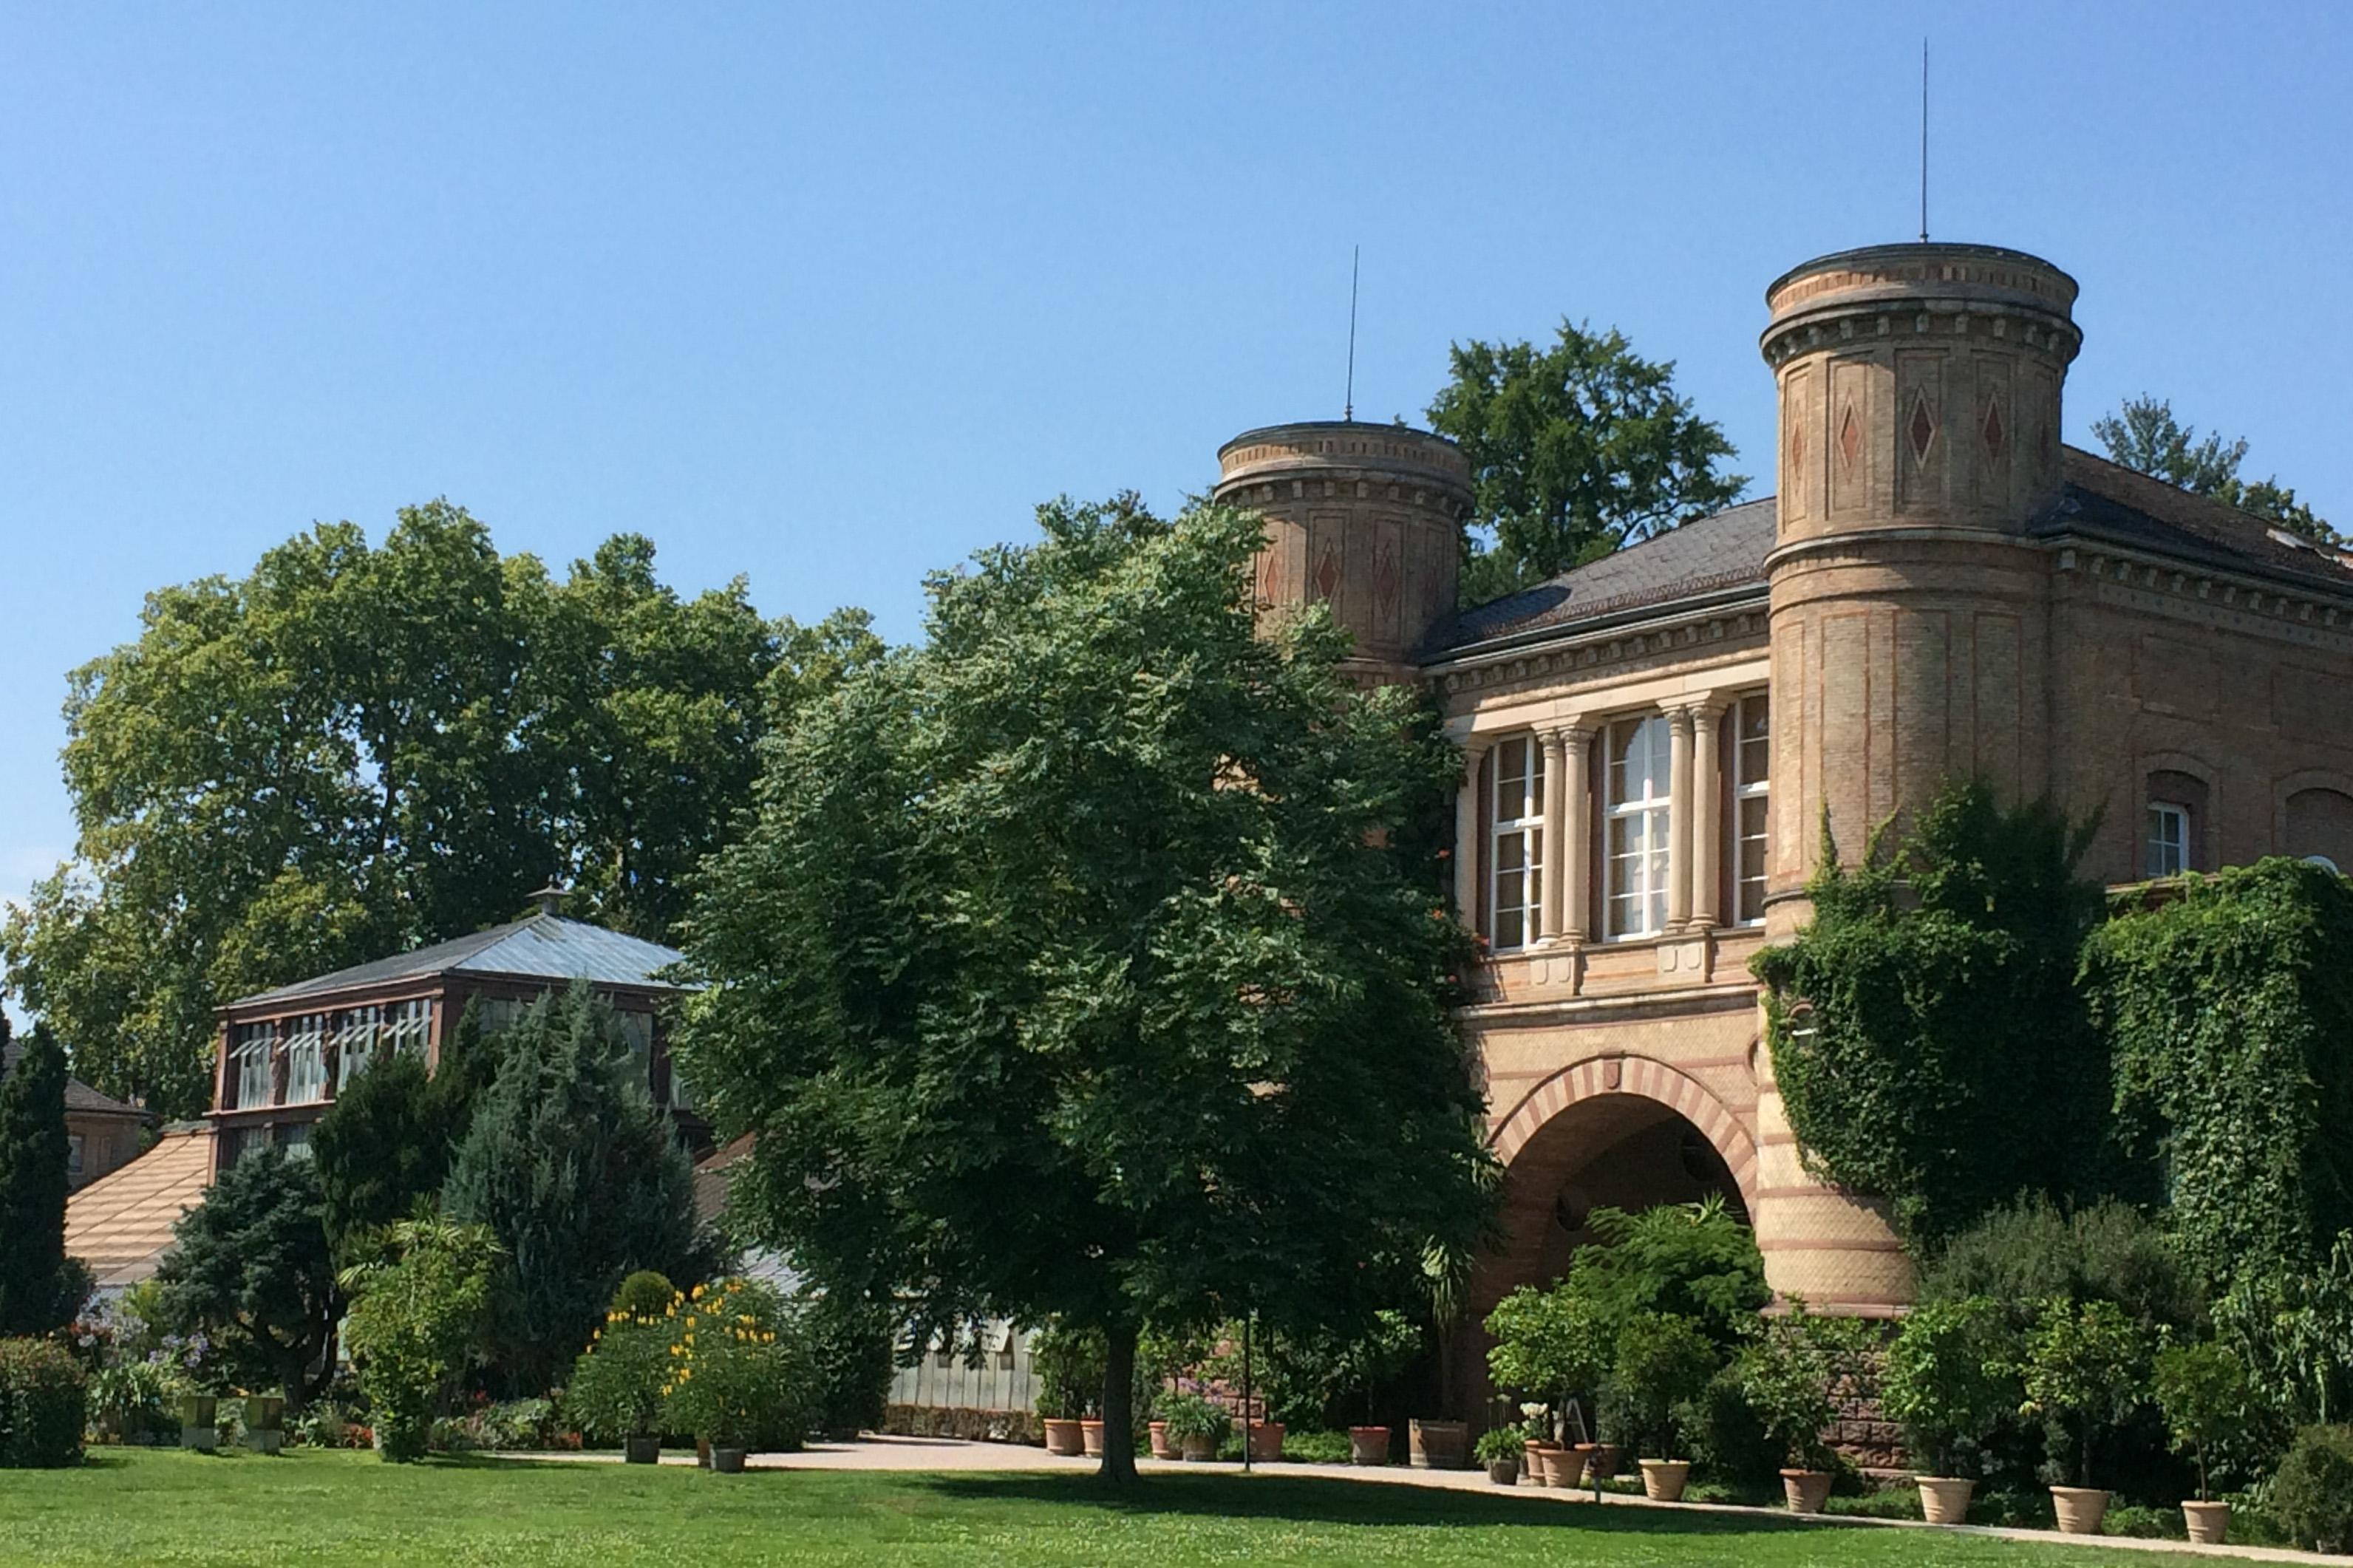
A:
[2,2,2348,947]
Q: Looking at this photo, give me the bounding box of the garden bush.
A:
[1681,1363,1777,1487]
[86,1360,172,1443]
[0,1336,86,1467]
[610,1270,677,1318]
[2020,1297,2147,1491]
[661,1278,818,1453]
[1604,1311,1716,1461]
[340,1216,505,1462]
[801,1293,896,1434]
[567,1301,673,1443]
[1733,1300,1872,1473]
[1278,1427,1352,1464]
[1879,1295,2015,1479]
[1558,1197,1766,1346]
[2269,1425,2353,1553]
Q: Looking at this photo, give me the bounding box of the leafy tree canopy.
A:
[310,1006,486,1264]
[673,494,1496,1479]
[441,984,715,1395]
[1752,782,2116,1244]
[2093,395,2337,546]
[154,1148,340,1409]
[1426,321,1746,604]
[1559,1197,1767,1349]
[0,1020,79,1336]
[1,503,879,1117]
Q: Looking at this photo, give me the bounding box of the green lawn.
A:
[1,1449,2134,1567]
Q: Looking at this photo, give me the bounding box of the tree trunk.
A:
[1098,1319,1140,1485]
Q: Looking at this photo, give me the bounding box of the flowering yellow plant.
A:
[658,1278,811,1449]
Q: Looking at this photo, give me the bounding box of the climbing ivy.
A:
[2084,858,2353,1301]
[1751,782,2114,1244]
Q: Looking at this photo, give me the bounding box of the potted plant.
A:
[661,1279,808,1475]
[1736,1299,1866,1515]
[1080,1418,1105,1457]
[242,1393,286,1455]
[1475,1426,1524,1485]
[1611,1312,1717,1503]
[2020,1298,2148,1535]
[177,1392,219,1452]
[1160,1393,1229,1462]
[567,1303,674,1463]
[1029,1322,1101,1458]
[1332,1309,1420,1469]
[1409,1417,1469,1470]
[1484,1286,1607,1485]
[1881,1296,2014,1524]
[2152,1340,2250,1544]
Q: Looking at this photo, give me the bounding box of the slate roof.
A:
[64,1123,212,1290]
[1,1040,149,1120]
[1421,498,1777,655]
[230,912,688,1009]
[1420,447,2353,659]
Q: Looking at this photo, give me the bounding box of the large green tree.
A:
[2093,395,2336,545]
[0,1020,78,1336]
[3,502,875,1117]
[672,494,1496,1482]
[309,1001,495,1264]
[440,985,712,1394]
[1426,321,1746,604]
[154,1148,341,1408]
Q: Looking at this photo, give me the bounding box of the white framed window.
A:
[1488,734,1545,950]
[284,1014,329,1105]
[230,1023,275,1111]
[336,1006,383,1089]
[278,1123,313,1162]
[384,999,432,1060]
[1732,695,1771,925]
[1607,715,1672,939]
[2146,802,2190,878]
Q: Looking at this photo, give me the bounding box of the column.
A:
[1667,706,1695,930]
[1692,702,1724,929]
[1539,729,1567,943]
[1559,726,1593,941]
[1453,737,1487,933]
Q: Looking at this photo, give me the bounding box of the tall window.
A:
[336,1006,383,1090]
[384,999,432,1059]
[1488,735,1545,950]
[1732,695,1771,924]
[1607,715,1672,938]
[230,1023,274,1111]
[2146,802,2190,878]
[284,1014,328,1105]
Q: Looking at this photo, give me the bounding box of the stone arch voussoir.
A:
[1491,1054,1760,1214]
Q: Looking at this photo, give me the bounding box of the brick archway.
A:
[1490,1054,1759,1213]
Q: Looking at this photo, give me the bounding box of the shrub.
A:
[431,1397,569,1452]
[2270,1425,2353,1553]
[339,1216,504,1463]
[611,1271,677,1319]
[86,1360,172,1443]
[802,1294,895,1434]
[1030,1322,1105,1421]
[1158,1392,1229,1446]
[661,1278,817,1451]
[1681,1363,1777,1487]
[2020,1297,2147,1490]
[1279,1427,1351,1463]
[1607,1312,1718,1462]
[2152,1340,2252,1502]
[1734,1300,1872,1473]
[0,1336,86,1467]
[567,1306,673,1442]
[1881,1295,2016,1479]
[1559,1197,1768,1347]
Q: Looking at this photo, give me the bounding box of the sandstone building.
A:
[1216,241,2353,1368]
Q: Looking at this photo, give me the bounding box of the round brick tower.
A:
[1759,243,2083,925]
[1212,421,1474,684]
[1748,243,2083,1318]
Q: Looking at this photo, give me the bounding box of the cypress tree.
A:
[0,1020,75,1335]
[442,984,710,1393]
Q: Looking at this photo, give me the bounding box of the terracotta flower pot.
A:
[1179,1431,1216,1462]
[1246,1421,1284,1462]
[1041,1418,1085,1457]
[2051,1485,2108,1535]
[1488,1457,1520,1485]
[2182,1499,2230,1545]
[1408,1418,1469,1469]
[1079,1419,1105,1457]
[1522,1440,1555,1486]
[623,1434,661,1465]
[1347,1425,1390,1465]
[1568,1442,1600,1488]
[1781,1468,1833,1514]
[1148,1421,1176,1459]
[1639,1459,1690,1502]
[709,1446,748,1474]
[1916,1476,1974,1525]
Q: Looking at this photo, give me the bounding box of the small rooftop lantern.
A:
[529,882,570,918]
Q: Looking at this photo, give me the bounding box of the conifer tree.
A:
[442,985,710,1393]
[0,1019,76,1336]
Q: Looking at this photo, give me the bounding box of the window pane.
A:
[1495,908,1523,950]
